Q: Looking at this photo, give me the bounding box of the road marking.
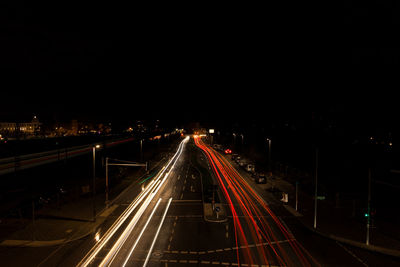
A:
[153,259,282,266]
[336,241,369,267]
[121,198,163,267]
[143,197,173,267]
[163,239,297,256]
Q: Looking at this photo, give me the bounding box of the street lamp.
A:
[314,147,319,229]
[233,133,236,146]
[266,138,272,172]
[140,139,143,161]
[92,144,100,222]
[240,134,244,145]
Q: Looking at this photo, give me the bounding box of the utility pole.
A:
[266,138,272,172]
[366,168,372,245]
[295,181,299,211]
[314,148,319,229]
[140,139,143,162]
[105,157,109,208]
[92,146,96,222]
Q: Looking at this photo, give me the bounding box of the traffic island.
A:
[203,203,228,223]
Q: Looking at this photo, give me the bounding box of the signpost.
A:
[105,157,147,207]
[215,206,220,219]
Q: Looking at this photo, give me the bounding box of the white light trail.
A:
[143,197,173,267]
[121,198,162,267]
[77,137,188,267]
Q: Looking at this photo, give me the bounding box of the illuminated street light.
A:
[266,138,272,172]
[92,145,101,222]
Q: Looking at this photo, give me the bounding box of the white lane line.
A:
[121,198,162,267]
[78,139,187,267]
[143,197,173,267]
[336,241,369,267]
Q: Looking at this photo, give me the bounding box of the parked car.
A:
[255,173,267,184]
[245,163,255,173]
[238,159,246,167]
[235,156,241,163]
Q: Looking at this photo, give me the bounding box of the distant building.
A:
[0,116,41,135]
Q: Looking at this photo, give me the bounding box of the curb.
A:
[305,223,400,258]
[203,203,228,223]
[191,143,228,224]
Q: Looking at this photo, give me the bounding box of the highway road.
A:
[69,135,319,267]
[29,135,399,267]
[194,137,320,267]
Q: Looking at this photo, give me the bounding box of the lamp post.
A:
[240,134,244,145]
[313,147,319,229]
[266,138,272,172]
[366,168,372,245]
[105,157,109,208]
[233,133,236,146]
[140,139,143,162]
[92,144,100,222]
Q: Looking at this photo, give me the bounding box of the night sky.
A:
[0,2,398,131]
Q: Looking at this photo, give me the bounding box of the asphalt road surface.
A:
[9,135,399,267]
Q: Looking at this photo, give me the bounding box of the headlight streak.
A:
[121,198,162,267]
[100,190,158,267]
[194,136,321,267]
[77,137,189,267]
[142,197,173,267]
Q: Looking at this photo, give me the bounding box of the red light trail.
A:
[194,136,320,267]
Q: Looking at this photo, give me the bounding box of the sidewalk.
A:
[0,157,166,247]
[265,174,400,257]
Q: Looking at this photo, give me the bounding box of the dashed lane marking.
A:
[163,239,296,255]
